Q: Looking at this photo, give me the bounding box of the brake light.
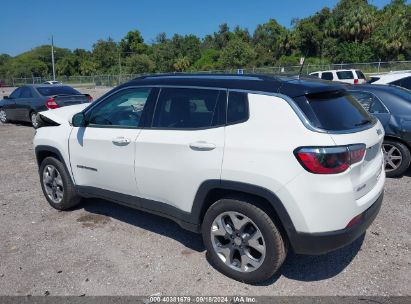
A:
[295,144,366,174]
[354,79,359,84]
[45,98,59,109]
[86,94,93,102]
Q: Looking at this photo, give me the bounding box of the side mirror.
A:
[3,95,9,99]
[72,112,87,127]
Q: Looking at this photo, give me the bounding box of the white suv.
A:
[310,69,367,84]
[368,71,411,90]
[33,74,385,283]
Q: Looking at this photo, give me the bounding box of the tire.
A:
[30,111,39,128]
[39,157,81,210]
[0,108,8,124]
[383,139,411,178]
[202,198,287,283]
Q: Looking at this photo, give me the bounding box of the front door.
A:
[69,87,155,196]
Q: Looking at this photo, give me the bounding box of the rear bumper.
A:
[289,191,383,255]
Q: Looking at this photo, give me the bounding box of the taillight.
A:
[295,144,366,174]
[354,79,359,84]
[45,98,59,109]
[87,94,93,102]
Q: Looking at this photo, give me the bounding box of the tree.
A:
[173,57,190,72]
[92,38,119,73]
[120,30,147,55]
[219,38,256,68]
[125,54,155,74]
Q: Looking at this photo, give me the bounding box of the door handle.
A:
[112,136,131,145]
[189,141,216,151]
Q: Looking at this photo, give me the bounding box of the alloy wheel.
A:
[382,143,402,172]
[31,113,38,128]
[210,211,266,273]
[42,165,64,204]
[0,109,6,123]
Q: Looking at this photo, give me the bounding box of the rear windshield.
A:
[356,70,366,79]
[37,86,80,96]
[294,91,374,131]
[336,71,354,80]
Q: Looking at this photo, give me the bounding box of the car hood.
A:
[39,103,89,125]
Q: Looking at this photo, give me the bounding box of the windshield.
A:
[294,91,374,131]
[37,86,80,96]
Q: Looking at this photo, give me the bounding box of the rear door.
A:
[69,87,155,196]
[4,87,22,120]
[15,86,35,121]
[134,87,226,212]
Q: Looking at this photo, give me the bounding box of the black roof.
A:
[124,73,345,98]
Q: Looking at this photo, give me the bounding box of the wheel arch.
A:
[35,145,75,184]
[384,135,411,151]
[191,180,297,243]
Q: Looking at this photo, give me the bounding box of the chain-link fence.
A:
[7,60,411,87]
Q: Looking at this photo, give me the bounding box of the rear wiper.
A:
[354,119,372,126]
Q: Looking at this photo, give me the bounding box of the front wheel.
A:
[202,198,287,283]
[0,108,8,123]
[39,157,81,210]
[382,140,411,178]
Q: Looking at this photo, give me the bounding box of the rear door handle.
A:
[112,136,131,145]
[189,141,216,151]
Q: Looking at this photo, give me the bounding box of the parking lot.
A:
[0,120,410,296]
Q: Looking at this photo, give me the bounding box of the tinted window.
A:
[356,70,366,79]
[153,88,223,129]
[321,72,333,80]
[88,88,151,127]
[367,77,380,84]
[393,76,411,90]
[295,91,373,131]
[227,91,249,124]
[336,71,354,80]
[20,87,33,98]
[10,87,22,99]
[37,86,80,96]
[350,91,388,114]
[311,73,319,78]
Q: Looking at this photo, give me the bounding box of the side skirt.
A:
[76,186,200,233]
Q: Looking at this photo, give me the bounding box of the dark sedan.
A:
[0,84,92,128]
[349,84,411,177]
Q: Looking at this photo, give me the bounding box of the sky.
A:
[0,0,395,56]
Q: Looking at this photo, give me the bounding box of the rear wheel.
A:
[30,112,39,128]
[202,198,287,283]
[39,157,81,210]
[0,108,8,123]
[383,139,411,178]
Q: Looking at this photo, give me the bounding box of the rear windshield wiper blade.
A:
[354,119,372,126]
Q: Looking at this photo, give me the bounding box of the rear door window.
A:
[152,88,225,129]
[336,71,354,80]
[392,76,411,90]
[294,91,374,131]
[321,72,333,81]
[20,87,33,98]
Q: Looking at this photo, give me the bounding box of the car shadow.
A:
[78,197,364,284]
[79,198,205,252]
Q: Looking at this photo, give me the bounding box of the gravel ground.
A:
[0,123,410,296]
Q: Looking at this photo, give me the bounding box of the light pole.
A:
[51,35,56,81]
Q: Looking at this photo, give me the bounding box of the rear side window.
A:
[152,88,225,129]
[294,91,374,131]
[349,91,388,114]
[321,72,333,81]
[391,76,411,90]
[227,91,249,125]
[356,70,366,79]
[37,86,80,96]
[336,71,354,80]
[311,73,319,78]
